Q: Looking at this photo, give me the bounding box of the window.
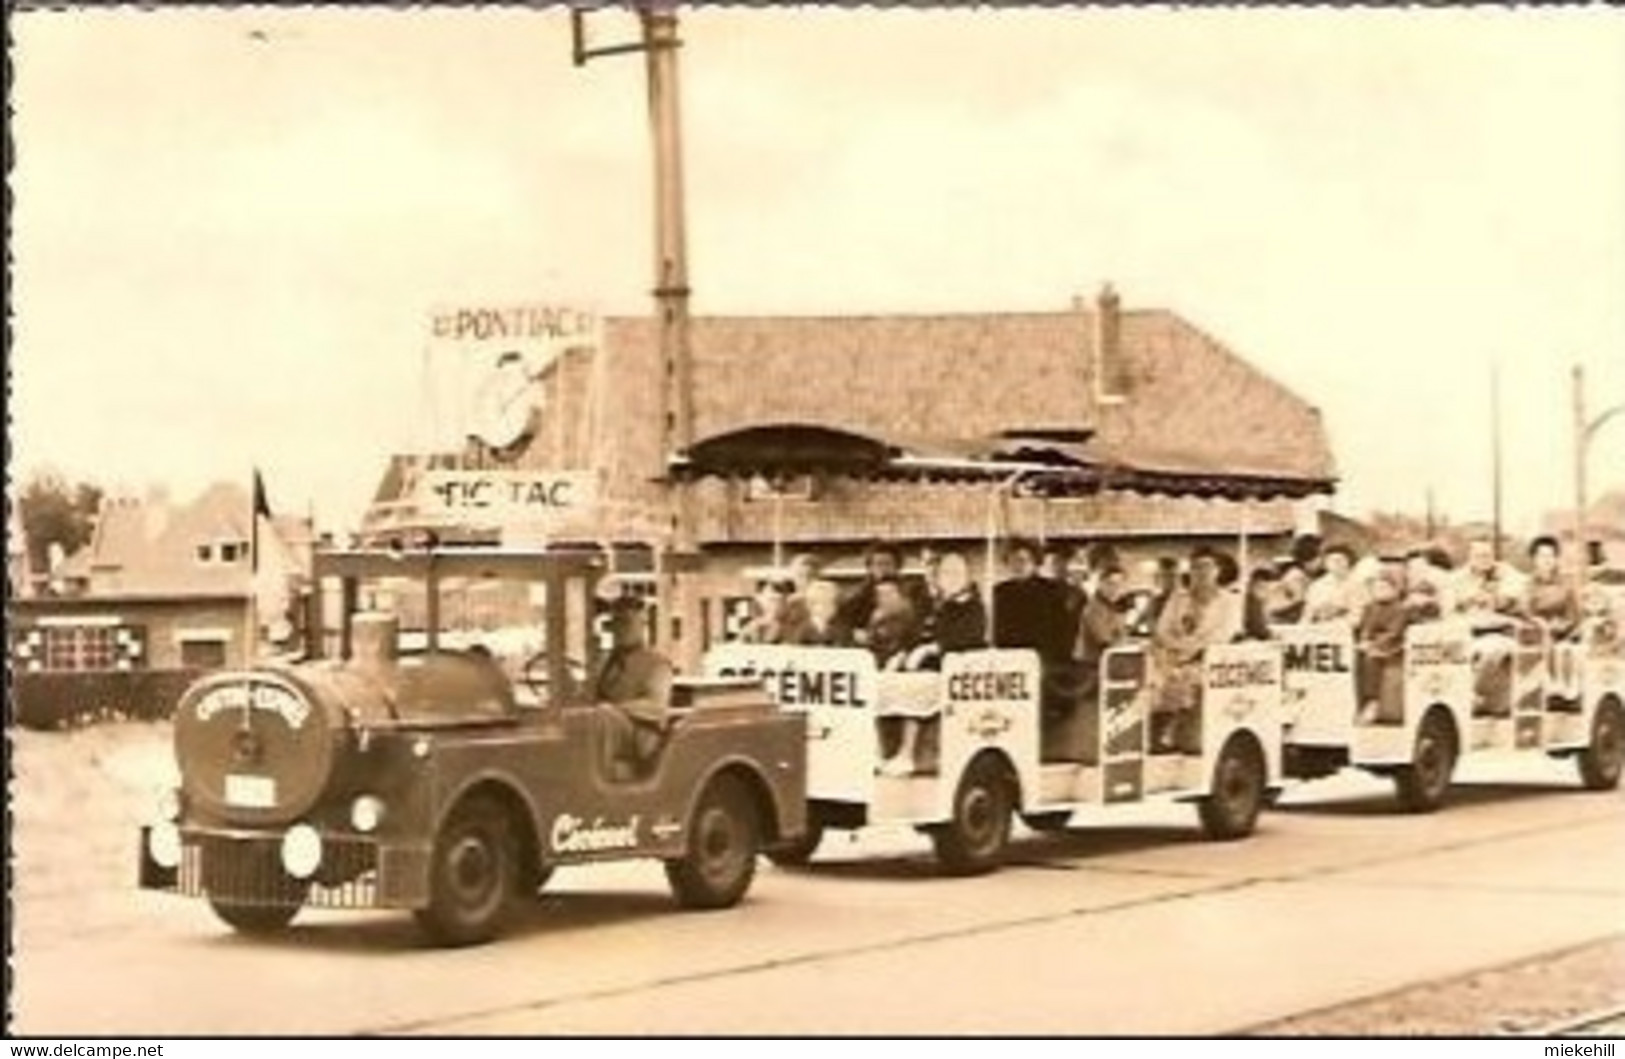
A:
[16,623,146,672]
[179,639,228,669]
[196,544,214,563]
[219,543,241,563]
[744,475,817,502]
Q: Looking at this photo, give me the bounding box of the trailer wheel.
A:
[930,755,1013,876]
[1577,699,1624,791]
[666,774,760,909]
[414,795,519,947]
[766,815,824,868]
[209,897,302,935]
[1394,708,1457,813]
[1197,735,1266,841]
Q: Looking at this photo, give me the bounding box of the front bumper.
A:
[139,825,430,909]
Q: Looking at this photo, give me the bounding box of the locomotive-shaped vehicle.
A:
[139,545,807,945]
[705,638,1283,874]
[1278,614,1625,809]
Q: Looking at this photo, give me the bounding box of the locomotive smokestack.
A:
[351,612,399,671]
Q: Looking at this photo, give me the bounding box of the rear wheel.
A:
[930,756,1013,876]
[1198,736,1266,840]
[1394,709,1457,813]
[666,775,760,909]
[208,897,301,935]
[1578,701,1624,791]
[415,796,519,947]
[766,815,824,868]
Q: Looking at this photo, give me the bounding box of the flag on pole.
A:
[251,468,271,573]
[249,469,291,646]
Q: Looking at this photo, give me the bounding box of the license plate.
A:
[224,774,276,808]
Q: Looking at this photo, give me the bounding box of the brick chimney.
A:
[1093,283,1127,402]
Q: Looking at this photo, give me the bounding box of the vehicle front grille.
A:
[175,830,381,909]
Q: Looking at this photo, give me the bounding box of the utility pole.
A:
[575,4,701,668]
[1491,362,1503,562]
[1573,363,1625,577]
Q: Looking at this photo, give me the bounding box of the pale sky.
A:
[11,6,1625,533]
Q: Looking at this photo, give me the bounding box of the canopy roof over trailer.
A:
[669,423,1335,502]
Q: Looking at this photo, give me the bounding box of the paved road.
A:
[13,756,1624,1037]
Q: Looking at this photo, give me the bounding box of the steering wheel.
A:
[521,653,587,702]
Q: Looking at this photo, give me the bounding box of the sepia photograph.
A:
[7,3,1625,1040]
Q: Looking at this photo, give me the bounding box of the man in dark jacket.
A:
[992,539,1071,665]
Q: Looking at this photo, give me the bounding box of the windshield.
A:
[311,563,601,706]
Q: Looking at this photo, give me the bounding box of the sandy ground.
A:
[9,721,179,949]
[1249,934,1625,1036]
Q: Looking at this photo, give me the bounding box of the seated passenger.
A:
[1268,560,1310,625]
[930,551,988,658]
[1236,566,1279,643]
[1306,544,1368,623]
[1406,545,1458,615]
[778,553,822,639]
[1040,541,1086,650]
[1355,562,1410,724]
[785,578,853,647]
[743,577,794,645]
[867,577,920,671]
[595,598,674,775]
[837,542,904,643]
[1454,537,1525,715]
[992,538,1071,663]
[1151,546,1240,751]
[1076,565,1131,701]
[1523,535,1581,641]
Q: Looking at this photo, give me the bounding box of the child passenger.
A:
[1355,562,1410,724]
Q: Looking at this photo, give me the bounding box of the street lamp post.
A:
[1573,364,1625,574]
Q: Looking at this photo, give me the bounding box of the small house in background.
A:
[6,481,314,727]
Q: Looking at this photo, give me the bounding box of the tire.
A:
[1578,700,1625,792]
[1198,736,1266,841]
[414,796,519,947]
[766,815,824,868]
[208,896,301,935]
[666,775,760,909]
[1021,811,1073,834]
[1394,709,1458,813]
[930,756,1013,876]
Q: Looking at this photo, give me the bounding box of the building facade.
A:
[362,287,1337,650]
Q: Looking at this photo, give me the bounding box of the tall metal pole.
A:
[572,5,699,667]
[1491,362,1503,561]
[1574,363,1588,573]
[642,6,700,669]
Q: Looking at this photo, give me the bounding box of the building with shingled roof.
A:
[362,286,1336,649]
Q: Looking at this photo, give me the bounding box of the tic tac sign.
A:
[417,470,598,521]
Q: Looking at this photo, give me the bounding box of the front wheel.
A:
[414,796,519,947]
[1394,710,1457,813]
[1198,736,1266,841]
[1578,701,1624,791]
[766,815,824,869]
[929,756,1013,876]
[209,897,301,935]
[666,775,760,909]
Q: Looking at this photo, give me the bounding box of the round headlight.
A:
[147,823,182,870]
[156,787,183,823]
[279,823,323,879]
[350,794,386,834]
